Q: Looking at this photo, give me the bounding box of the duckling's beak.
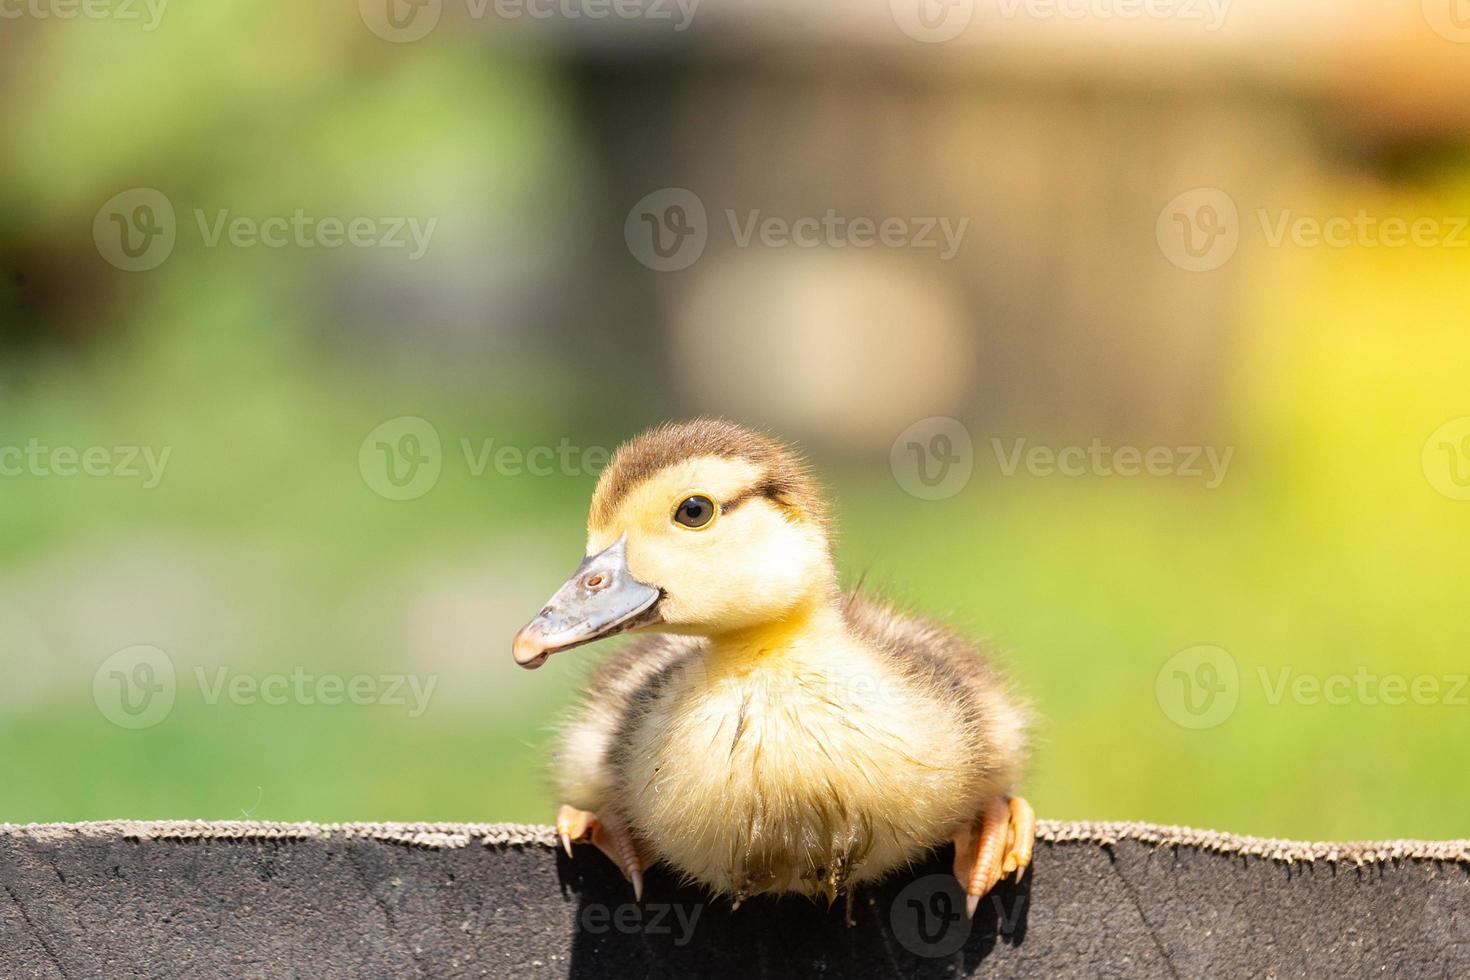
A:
[512,535,663,669]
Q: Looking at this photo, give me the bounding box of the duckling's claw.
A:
[555,804,648,900]
[954,795,1034,917]
[590,812,648,902]
[1002,796,1036,880]
[629,866,645,903]
[555,804,594,858]
[956,799,1010,917]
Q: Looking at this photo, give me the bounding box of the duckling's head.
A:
[513,419,834,668]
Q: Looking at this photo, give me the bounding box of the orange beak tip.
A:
[512,626,551,669]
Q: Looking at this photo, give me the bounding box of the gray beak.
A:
[512,535,663,669]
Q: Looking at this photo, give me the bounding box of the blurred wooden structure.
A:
[485,0,1470,447]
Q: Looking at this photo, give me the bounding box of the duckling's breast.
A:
[614,646,990,901]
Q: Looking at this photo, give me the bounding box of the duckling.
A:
[512,419,1033,918]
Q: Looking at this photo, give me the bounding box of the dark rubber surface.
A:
[1,825,1467,978]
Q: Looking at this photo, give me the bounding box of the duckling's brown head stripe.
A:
[591,419,827,528]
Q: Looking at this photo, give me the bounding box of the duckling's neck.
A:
[701,593,848,677]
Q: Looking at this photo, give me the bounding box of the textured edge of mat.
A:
[2,819,1466,864]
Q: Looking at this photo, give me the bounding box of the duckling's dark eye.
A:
[673,494,716,529]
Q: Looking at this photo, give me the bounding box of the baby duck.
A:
[513,419,1033,918]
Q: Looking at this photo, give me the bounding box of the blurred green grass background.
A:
[1,5,1467,843]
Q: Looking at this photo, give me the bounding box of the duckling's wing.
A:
[551,633,702,812]
[584,632,700,701]
[842,592,1030,788]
